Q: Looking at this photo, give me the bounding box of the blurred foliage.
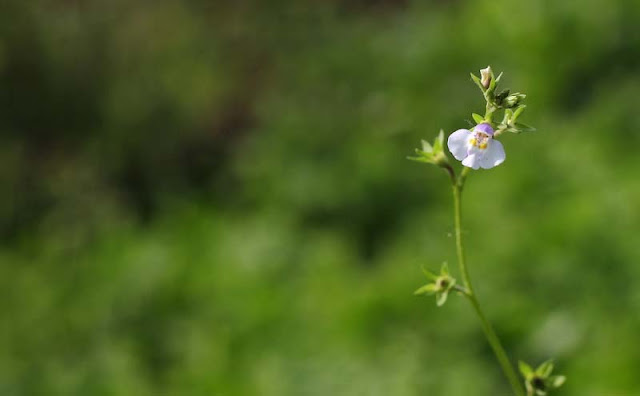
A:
[1,0,640,394]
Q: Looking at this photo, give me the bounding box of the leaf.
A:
[407,155,431,163]
[536,360,554,377]
[421,139,433,153]
[414,283,437,295]
[436,291,449,306]
[549,375,566,388]
[421,265,438,280]
[488,71,501,92]
[470,73,484,91]
[518,361,533,378]
[513,105,526,120]
[433,130,444,153]
[472,113,484,124]
[514,122,536,132]
[440,261,450,276]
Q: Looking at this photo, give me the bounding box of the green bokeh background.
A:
[2,1,640,395]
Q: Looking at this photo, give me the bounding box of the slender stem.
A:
[484,101,496,123]
[452,171,473,293]
[452,171,525,396]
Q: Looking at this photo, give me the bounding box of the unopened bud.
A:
[480,66,492,89]
[504,93,526,108]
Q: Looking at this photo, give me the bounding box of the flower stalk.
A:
[452,169,525,396]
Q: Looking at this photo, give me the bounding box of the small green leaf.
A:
[488,71,501,92]
[470,73,484,91]
[519,361,533,378]
[421,139,433,153]
[436,291,449,306]
[536,360,554,377]
[432,130,444,153]
[472,113,484,124]
[440,262,450,276]
[514,122,536,132]
[549,375,566,388]
[407,155,431,163]
[414,283,437,295]
[421,265,438,280]
[512,105,526,122]
[501,109,513,125]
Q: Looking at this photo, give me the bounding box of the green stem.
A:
[484,101,496,123]
[452,170,525,396]
[452,169,472,291]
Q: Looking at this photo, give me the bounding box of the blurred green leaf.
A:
[519,361,534,378]
[536,360,554,378]
[470,72,484,91]
[550,375,566,388]
[436,291,448,307]
[514,122,537,132]
[472,113,485,124]
[414,283,438,295]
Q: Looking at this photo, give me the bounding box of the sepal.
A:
[519,359,566,396]
[415,262,456,307]
[471,113,485,124]
[408,130,449,168]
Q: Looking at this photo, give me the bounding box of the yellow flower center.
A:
[469,133,490,150]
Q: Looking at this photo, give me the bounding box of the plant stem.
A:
[484,102,496,123]
[452,170,525,396]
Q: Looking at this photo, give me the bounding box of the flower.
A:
[447,123,506,170]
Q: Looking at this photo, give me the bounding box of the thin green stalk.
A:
[484,102,496,123]
[452,171,525,396]
[452,169,473,292]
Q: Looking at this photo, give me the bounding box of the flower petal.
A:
[478,139,505,169]
[447,129,472,160]
[462,153,481,170]
[473,123,494,136]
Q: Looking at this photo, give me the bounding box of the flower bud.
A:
[408,130,450,168]
[519,360,566,396]
[414,262,457,307]
[480,66,493,89]
[504,93,526,108]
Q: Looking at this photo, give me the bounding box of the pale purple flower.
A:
[447,123,505,170]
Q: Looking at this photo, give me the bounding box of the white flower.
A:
[447,123,505,170]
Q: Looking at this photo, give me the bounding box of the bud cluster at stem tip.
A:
[470,65,534,136]
[410,65,536,174]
